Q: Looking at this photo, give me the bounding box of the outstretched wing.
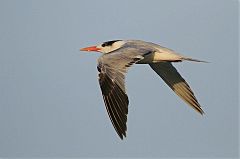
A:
[149,62,204,114]
[97,47,149,139]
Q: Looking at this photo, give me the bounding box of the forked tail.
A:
[181,57,209,63]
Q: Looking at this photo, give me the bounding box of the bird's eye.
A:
[101,40,121,47]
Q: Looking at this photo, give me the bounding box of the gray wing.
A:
[149,62,204,114]
[97,47,148,139]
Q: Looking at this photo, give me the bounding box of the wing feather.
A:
[149,62,204,114]
[97,47,147,139]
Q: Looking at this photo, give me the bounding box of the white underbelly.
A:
[138,52,182,64]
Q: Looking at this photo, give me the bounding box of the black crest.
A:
[101,40,121,47]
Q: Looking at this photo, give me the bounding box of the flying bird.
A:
[80,40,206,139]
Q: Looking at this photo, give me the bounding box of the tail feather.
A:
[181,57,209,63]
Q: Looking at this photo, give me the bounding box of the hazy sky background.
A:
[0,0,238,158]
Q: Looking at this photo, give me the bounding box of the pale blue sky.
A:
[0,0,238,158]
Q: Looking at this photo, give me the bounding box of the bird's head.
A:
[80,40,126,53]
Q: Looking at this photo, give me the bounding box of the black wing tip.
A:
[194,105,205,115]
[99,71,129,140]
[199,109,205,116]
[118,132,127,140]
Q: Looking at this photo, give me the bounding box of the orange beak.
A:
[80,46,101,52]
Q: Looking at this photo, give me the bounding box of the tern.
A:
[80,40,206,139]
